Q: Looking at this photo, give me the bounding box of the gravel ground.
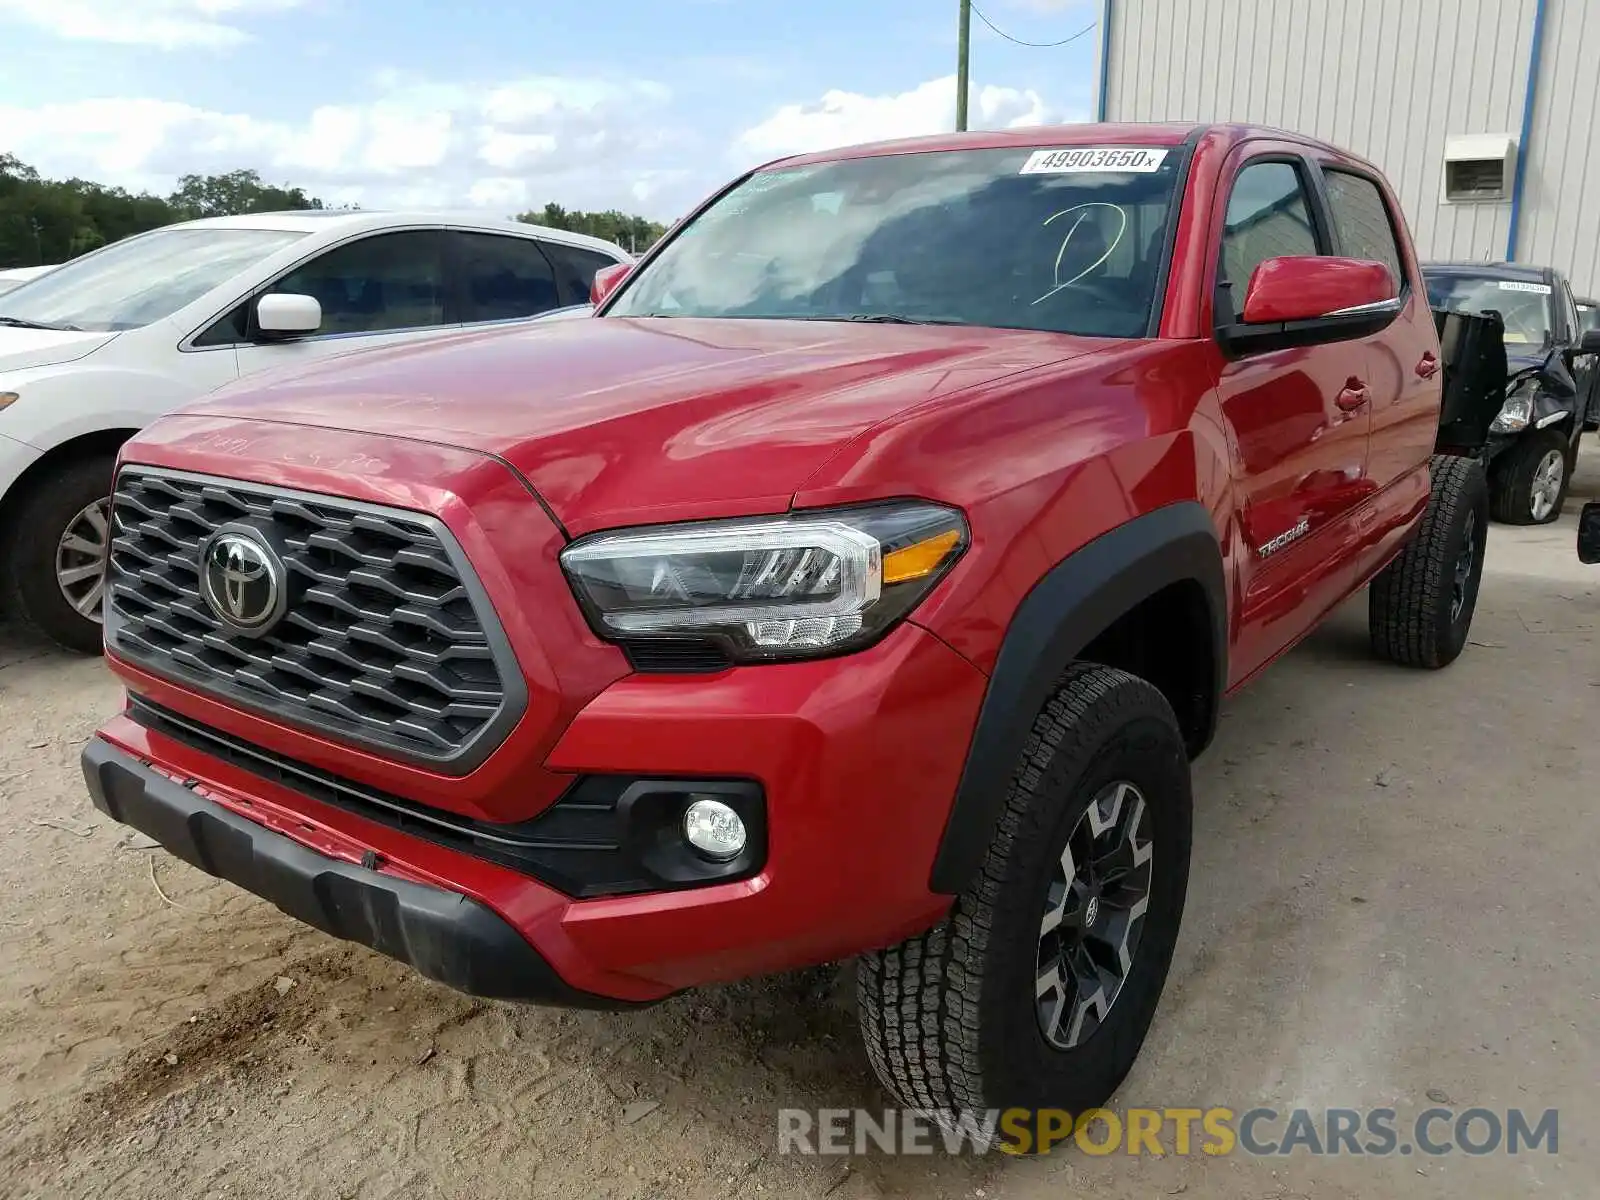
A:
[2,454,1597,1200]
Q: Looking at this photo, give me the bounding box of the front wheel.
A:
[1490,428,1570,524]
[0,455,116,654]
[857,664,1192,1132]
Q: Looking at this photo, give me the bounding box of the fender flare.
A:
[927,501,1228,895]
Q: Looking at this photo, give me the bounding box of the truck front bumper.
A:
[85,623,988,1005]
[82,738,641,1007]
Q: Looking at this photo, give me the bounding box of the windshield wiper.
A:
[0,315,80,331]
[845,313,936,325]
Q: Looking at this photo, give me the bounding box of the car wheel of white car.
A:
[56,496,112,613]
[0,454,116,654]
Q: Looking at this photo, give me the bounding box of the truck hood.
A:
[0,326,119,373]
[187,316,1106,531]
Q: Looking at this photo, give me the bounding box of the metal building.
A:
[1096,0,1600,295]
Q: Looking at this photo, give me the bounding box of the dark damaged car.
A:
[1424,261,1600,524]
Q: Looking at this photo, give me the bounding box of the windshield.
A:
[0,227,307,332]
[1425,272,1555,347]
[608,145,1184,337]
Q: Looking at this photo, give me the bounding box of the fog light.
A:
[683,797,747,860]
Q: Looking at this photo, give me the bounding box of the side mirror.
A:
[1579,328,1600,353]
[1222,256,1400,356]
[590,262,631,308]
[255,292,322,338]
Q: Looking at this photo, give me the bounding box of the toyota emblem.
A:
[198,526,287,636]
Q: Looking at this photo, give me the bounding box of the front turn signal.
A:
[882,528,963,584]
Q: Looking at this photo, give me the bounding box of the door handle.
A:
[1416,351,1440,379]
[1336,381,1371,411]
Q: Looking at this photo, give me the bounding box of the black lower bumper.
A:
[81,739,646,1009]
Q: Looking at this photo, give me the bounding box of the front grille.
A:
[106,467,524,771]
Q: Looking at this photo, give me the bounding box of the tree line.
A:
[516,203,668,254]
[0,157,326,267]
[0,154,668,267]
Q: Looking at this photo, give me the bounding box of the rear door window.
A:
[454,233,562,323]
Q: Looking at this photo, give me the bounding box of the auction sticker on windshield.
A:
[1021,148,1168,174]
[1498,280,1553,294]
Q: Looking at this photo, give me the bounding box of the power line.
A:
[970,4,1097,49]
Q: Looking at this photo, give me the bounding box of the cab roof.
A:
[770,122,1362,169]
[1422,260,1556,284]
[171,209,629,256]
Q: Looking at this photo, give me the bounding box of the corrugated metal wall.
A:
[1517,0,1600,298]
[1102,0,1600,294]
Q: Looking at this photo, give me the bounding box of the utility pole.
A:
[955,0,971,131]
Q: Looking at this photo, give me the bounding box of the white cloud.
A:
[735,75,1066,161]
[0,74,695,216]
[0,0,308,49]
[478,132,559,172]
[0,68,1083,222]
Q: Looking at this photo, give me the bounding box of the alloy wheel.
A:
[54,497,111,621]
[1035,780,1154,1050]
[1529,449,1565,521]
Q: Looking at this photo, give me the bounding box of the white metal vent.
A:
[1442,134,1517,203]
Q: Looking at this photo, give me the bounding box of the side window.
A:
[1322,170,1404,289]
[273,231,447,335]
[1217,161,1321,325]
[456,233,561,322]
[542,241,625,306]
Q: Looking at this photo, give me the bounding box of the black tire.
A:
[1489,428,1570,524]
[0,454,116,654]
[857,664,1192,1134]
[1369,454,1488,669]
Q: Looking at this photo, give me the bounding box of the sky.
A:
[0,0,1102,220]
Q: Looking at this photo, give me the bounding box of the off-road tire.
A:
[1489,427,1569,524]
[857,664,1192,1134]
[0,454,115,654]
[1369,453,1488,669]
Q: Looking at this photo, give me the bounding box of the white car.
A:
[0,265,57,296]
[0,211,629,652]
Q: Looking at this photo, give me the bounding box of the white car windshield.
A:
[607,146,1183,338]
[0,227,307,332]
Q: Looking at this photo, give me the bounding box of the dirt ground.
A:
[2,456,1598,1200]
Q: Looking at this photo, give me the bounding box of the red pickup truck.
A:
[83,123,1485,1123]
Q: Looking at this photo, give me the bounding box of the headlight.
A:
[560,501,968,662]
[1491,380,1536,433]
